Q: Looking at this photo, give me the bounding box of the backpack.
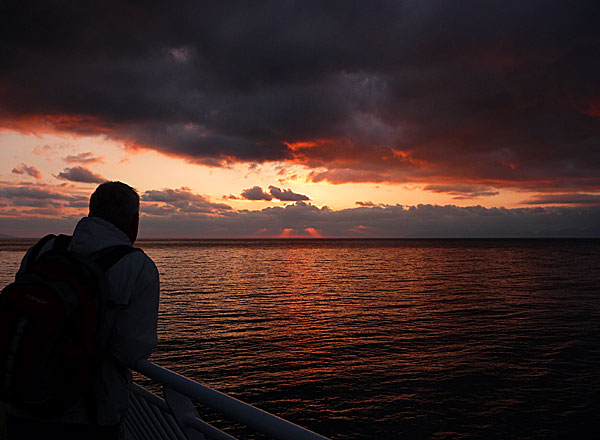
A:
[0,234,139,416]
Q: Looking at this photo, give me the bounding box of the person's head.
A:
[89,181,140,243]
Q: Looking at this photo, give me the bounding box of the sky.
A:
[1,0,599,238]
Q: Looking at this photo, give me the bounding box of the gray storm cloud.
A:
[239,185,310,201]
[268,186,310,202]
[0,1,599,192]
[240,186,273,201]
[56,166,106,184]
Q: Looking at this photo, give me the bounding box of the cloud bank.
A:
[1,184,598,238]
[523,193,600,206]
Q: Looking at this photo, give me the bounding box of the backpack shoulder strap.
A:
[24,234,58,270]
[93,245,142,273]
[52,234,72,252]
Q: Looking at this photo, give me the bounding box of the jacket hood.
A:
[69,216,132,256]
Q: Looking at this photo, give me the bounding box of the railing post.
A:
[164,387,206,440]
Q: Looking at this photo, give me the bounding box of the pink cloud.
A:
[11,163,42,179]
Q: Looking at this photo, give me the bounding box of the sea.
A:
[1,238,599,439]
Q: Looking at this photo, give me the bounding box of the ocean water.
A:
[1,238,600,439]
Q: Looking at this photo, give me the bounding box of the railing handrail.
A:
[133,359,330,440]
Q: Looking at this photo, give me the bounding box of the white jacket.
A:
[11,216,160,425]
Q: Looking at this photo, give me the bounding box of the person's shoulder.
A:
[37,235,57,255]
[117,247,159,277]
[17,235,58,275]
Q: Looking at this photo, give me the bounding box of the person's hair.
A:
[89,181,139,232]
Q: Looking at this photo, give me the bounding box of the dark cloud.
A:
[141,204,178,217]
[522,193,600,206]
[356,201,377,207]
[424,184,500,199]
[12,199,59,208]
[64,152,104,164]
[143,187,206,203]
[11,163,42,179]
[66,200,89,208]
[141,187,232,213]
[0,186,73,201]
[1,1,600,190]
[241,186,273,201]
[56,166,106,183]
[268,185,309,201]
[17,207,66,217]
[240,185,310,201]
[0,184,87,212]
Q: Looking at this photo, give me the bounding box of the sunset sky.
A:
[1,1,599,238]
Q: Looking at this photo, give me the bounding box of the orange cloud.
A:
[64,152,105,164]
[0,114,110,136]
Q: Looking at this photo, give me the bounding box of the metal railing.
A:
[124,360,330,440]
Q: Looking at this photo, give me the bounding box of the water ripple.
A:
[2,239,599,439]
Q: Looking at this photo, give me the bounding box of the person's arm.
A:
[108,252,160,367]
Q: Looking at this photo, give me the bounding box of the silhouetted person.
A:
[5,181,160,440]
